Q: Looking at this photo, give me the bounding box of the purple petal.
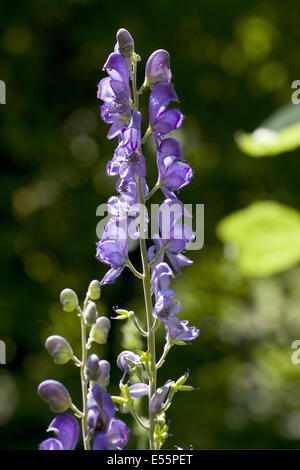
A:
[107,418,129,449]
[93,433,109,450]
[40,438,64,450]
[159,138,183,159]
[145,49,172,87]
[167,252,193,274]
[129,383,149,398]
[166,317,199,343]
[103,53,129,87]
[100,266,125,285]
[46,414,79,450]
[153,109,183,136]
[149,83,178,125]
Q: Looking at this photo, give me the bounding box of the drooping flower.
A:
[97,52,132,139]
[108,177,149,239]
[165,316,199,343]
[40,414,79,450]
[38,380,72,413]
[87,384,129,450]
[148,199,194,274]
[145,50,172,88]
[149,83,183,146]
[117,350,141,378]
[107,112,146,179]
[96,219,128,285]
[157,138,193,199]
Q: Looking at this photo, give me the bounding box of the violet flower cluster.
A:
[96,29,199,346]
[37,28,199,451]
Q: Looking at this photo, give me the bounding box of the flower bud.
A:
[145,50,172,88]
[38,380,71,413]
[87,280,101,300]
[117,350,141,372]
[84,302,98,326]
[149,380,173,415]
[115,28,134,58]
[89,317,111,344]
[60,288,78,312]
[85,354,100,381]
[45,335,73,365]
[129,383,149,399]
[98,360,110,389]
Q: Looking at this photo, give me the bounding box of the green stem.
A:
[137,177,157,449]
[156,341,173,369]
[132,52,157,450]
[126,258,144,279]
[78,301,91,450]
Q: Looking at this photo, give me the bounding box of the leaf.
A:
[217,201,300,277]
[235,103,300,157]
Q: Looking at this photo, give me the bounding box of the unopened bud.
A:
[117,350,141,372]
[89,317,111,344]
[45,335,73,365]
[60,288,78,312]
[98,360,110,389]
[115,28,134,58]
[149,380,173,415]
[84,301,98,326]
[88,280,101,300]
[85,354,100,381]
[145,50,171,88]
[38,380,71,413]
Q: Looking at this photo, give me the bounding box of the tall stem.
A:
[132,53,157,449]
[137,177,157,450]
[79,300,91,450]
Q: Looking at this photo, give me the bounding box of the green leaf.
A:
[235,103,300,157]
[217,201,300,277]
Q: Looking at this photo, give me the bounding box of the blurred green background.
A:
[1,0,300,450]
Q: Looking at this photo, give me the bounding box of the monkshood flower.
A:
[97,52,131,139]
[40,414,79,450]
[117,350,141,382]
[165,316,199,343]
[108,177,149,239]
[96,219,128,285]
[38,380,72,413]
[145,50,172,88]
[87,384,129,450]
[148,199,194,274]
[157,138,193,199]
[149,83,183,146]
[107,112,146,179]
[115,28,134,59]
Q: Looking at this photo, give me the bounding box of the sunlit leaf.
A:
[235,103,300,157]
[217,201,300,277]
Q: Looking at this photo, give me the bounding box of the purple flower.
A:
[157,138,193,198]
[115,28,134,58]
[128,383,149,399]
[145,50,172,88]
[166,316,199,343]
[38,380,71,413]
[107,112,145,178]
[149,83,183,145]
[108,178,149,239]
[40,414,79,450]
[98,52,131,139]
[96,219,128,285]
[148,199,194,274]
[87,384,129,450]
[117,350,141,381]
